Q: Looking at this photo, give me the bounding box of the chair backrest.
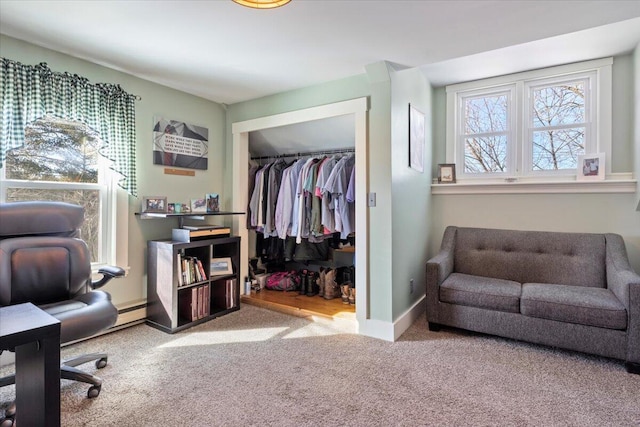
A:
[0,201,92,306]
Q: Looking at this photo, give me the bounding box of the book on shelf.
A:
[176,253,183,287]
[179,284,211,322]
[177,253,207,286]
[196,259,207,281]
[225,278,236,309]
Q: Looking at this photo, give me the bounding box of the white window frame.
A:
[0,139,125,271]
[445,57,614,186]
[456,85,517,178]
[522,71,597,177]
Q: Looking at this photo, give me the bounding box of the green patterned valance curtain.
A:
[0,58,137,196]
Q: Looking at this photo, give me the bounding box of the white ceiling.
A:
[1,1,640,106]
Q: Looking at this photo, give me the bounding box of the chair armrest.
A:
[91,265,126,290]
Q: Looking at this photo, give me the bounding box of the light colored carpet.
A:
[1,304,639,426]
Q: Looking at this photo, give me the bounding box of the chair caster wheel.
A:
[96,357,108,369]
[88,385,101,398]
[0,405,15,427]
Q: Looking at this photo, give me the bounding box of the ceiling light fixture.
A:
[232,0,291,9]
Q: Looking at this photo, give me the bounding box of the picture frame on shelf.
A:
[142,196,168,213]
[577,153,605,181]
[167,203,175,213]
[190,198,207,213]
[206,193,220,213]
[210,257,233,276]
[437,163,457,184]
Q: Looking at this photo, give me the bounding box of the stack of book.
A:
[176,253,207,287]
[172,225,231,242]
[179,284,210,321]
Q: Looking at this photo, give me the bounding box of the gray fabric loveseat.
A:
[426,226,640,374]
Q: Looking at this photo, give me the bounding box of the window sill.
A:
[431,174,636,195]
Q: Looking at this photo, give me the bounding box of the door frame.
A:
[231,97,370,324]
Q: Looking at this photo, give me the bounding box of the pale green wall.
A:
[1,35,226,309]
[225,66,401,323]
[429,53,640,273]
[389,67,432,319]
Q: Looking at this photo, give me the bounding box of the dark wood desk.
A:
[0,303,61,427]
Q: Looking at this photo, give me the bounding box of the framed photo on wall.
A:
[409,104,425,173]
[142,196,167,213]
[577,153,605,181]
[437,164,457,184]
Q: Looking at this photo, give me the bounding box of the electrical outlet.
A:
[410,279,414,294]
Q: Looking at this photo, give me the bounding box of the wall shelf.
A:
[135,211,245,227]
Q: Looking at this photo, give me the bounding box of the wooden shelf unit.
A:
[146,236,241,333]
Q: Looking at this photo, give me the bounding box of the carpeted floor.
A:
[1,304,639,426]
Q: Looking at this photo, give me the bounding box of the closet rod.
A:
[250,147,354,161]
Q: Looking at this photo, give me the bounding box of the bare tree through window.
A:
[531,81,586,171]
[5,117,103,262]
[463,93,509,173]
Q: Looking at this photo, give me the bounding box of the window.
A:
[1,58,137,270]
[446,58,611,182]
[1,116,113,265]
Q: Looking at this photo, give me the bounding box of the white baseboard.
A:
[113,305,147,329]
[357,295,426,342]
[392,295,426,341]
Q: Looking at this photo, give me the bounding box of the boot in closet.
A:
[306,271,317,296]
[340,284,350,304]
[317,267,325,298]
[299,269,308,295]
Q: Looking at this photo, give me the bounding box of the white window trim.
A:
[439,57,632,194]
[0,157,128,273]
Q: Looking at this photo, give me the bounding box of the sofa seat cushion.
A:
[440,273,521,313]
[521,283,627,330]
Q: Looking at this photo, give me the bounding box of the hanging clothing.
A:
[248,151,355,261]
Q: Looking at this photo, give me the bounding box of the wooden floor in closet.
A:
[241,288,356,320]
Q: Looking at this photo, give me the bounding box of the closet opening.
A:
[244,144,356,320]
[231,97,369,326]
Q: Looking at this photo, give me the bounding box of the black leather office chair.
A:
[0,201,124,423]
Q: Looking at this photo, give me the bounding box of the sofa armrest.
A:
[605,234,640,309]
[426,226,457,322]
[605,233,640,364]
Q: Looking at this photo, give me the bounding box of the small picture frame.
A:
[142,196,167,213]
[190,198,207,213]
[206,193,220,213]
[167,203,176,213]
[437,164,457,184]
[577,153,605,181]
[210,257,233,276]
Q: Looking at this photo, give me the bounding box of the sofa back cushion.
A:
[454,227,606,288]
